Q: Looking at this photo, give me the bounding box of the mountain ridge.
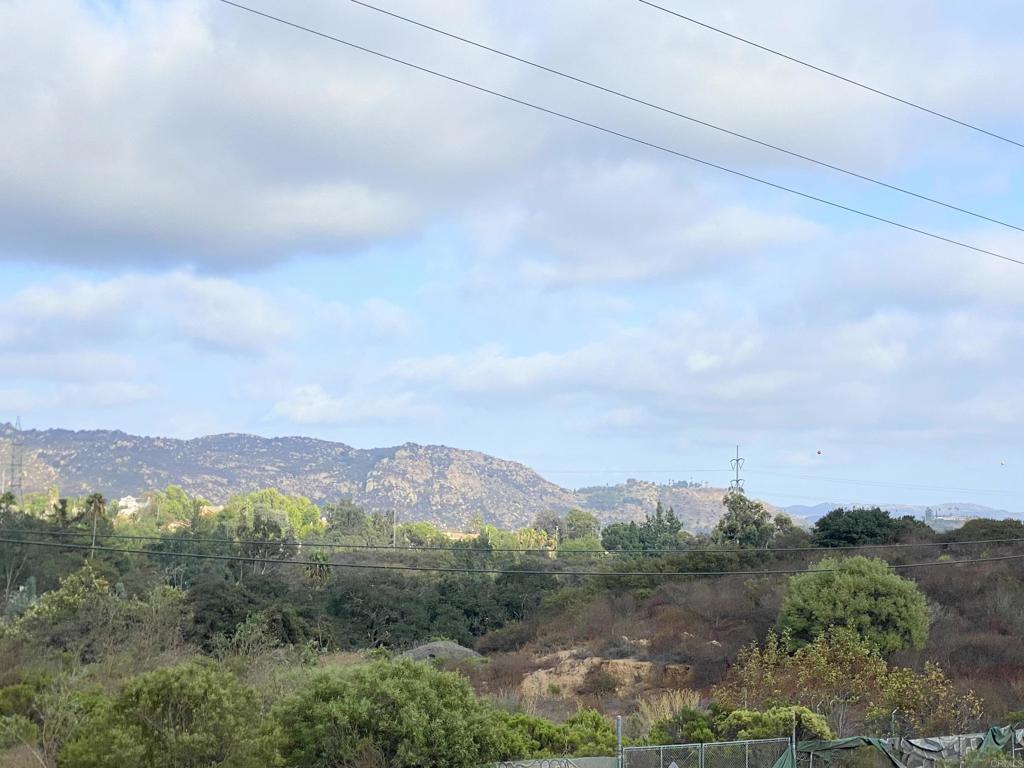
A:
[0,424,743,530]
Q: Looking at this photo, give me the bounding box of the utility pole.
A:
[7,418,24,508]
[392,508,397,548]
[729,444,744,493]
[90,502,99,560]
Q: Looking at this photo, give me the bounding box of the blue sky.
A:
[2,0,1023,512]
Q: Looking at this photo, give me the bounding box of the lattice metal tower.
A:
[729,444,744,493]
[8,416,24,506]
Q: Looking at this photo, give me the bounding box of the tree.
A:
[714,629,981,737]
[640,502,685,550]
[275,659,510,768]
[941,518,1024,542]
[220,489,323,539]
[303,551,330,589]
[60,662,280,768]
[562,509,600,541]
[812,507,922,547]
[144,485,206,528]
[532,511,563,540]
[601,521,641,552]
[600,505,688,554]
[236,512,295,576]
[778,556,929,654]
[717,705,833,741]
[648,708,716,744]
[497,708,616,757]
[0,491,15,513]
[83,493,106,545]
[713,492,780,549]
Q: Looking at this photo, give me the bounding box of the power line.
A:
[215,0,1024,268]
[10,528,1024,556]
[350,0,1024,234]
[636,0,1024,151]
[4,535,1024,577]
[539,468,730,474]
[746,470,1006,496]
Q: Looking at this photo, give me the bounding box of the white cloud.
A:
[475,160,822,286]
[2,0,1021,270]
[271,384,424,425]
[392,298,1024,435]
[3,272,295,354]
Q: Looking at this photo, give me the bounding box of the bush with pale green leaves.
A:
[717,705,833,741]
[778,556,929,654]
[59,662,280,768]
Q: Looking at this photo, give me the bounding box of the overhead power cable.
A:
[350,0,1024,234]
[637,0,1024,151]
[215,0,1023,267]
[746,469,1006,495]
[537,466,1005,497]
[5,535,1024,577]
[10,528,1024,556]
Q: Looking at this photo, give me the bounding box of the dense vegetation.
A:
[1,488,1022,766]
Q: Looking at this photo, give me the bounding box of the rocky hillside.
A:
[576,479,759,531]
[0,424,749,530]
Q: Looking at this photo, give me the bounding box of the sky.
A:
[1,0,1023,512]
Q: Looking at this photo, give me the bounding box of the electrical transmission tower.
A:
[8,417,24,506]
[729,444,744,493]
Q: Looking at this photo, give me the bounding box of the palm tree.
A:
[304,551,330,589]
[84,492,106,557]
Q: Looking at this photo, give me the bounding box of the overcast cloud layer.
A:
[1,0,1023,511]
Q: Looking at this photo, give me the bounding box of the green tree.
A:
[141,485,207,529]
[497,708,616,757]
[812,507,931,547]
[220,489,323,539]
[713,492,780,548]
[236,512,295,576]
[648,707,716,744]
[303,551,330,589]
[532,510,563,540]
[778,556,929,654]
[640,502,685,550]
[60,662,280,768]
[276,659,509,768]
[562,509,600,541]
[717,705,833,741]
[0,491,15,513]
[601,521,641,552]
[83,493,106,542]
[714,629,980,737]
[941,517,1024,542]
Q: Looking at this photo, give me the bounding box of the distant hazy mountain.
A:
[784,501,1018,524]
[1,424,755,531]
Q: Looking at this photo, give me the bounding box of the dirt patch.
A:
[521,650,694,699]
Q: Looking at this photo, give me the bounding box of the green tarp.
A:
[769,726,1018,768]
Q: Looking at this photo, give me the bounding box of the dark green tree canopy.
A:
[812,507,933,547]
[601,502,686,552]
[940,517,1024,542]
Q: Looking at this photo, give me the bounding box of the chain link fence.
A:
[622,738,792,768]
